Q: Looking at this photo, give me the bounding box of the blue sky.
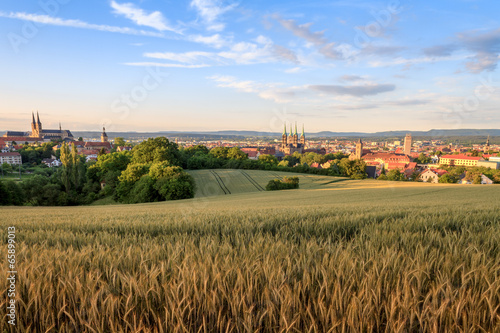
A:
[1,0,499,133]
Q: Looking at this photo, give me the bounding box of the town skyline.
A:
[1,1,500,132]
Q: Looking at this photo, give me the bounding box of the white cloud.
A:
[143,37,289,66]
[190,0,236,31]
[276,17,326,46]
[285,67,303,74]
[124,62,209,68]
[0,11,164,37]
[110,1,177,33]
[188,34,228,48]
[208,75,305,103]
[144,51,217,64]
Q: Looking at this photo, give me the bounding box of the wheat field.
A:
[1,182,500,332]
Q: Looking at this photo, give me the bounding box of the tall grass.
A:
[1,187,499,332]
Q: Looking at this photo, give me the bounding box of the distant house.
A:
[310,162,322,169]
[41,158,62,167]
[81,150,100,162]
[0,152,22,165]
[240,148,260,160]
[84,141,112,151]
[117,146,132,152]
[419,169,448,183]
[460,174,494,185]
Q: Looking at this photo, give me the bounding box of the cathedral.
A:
[280,123,306,155]
[4,112,73,141]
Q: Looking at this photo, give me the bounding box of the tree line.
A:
[1,139,368,206]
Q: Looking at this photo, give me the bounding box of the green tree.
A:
[416,153,431,164]
[119,163,150,183]
[258,154,278,165]
[128,175,158,204]
[114,137,126,147]
[278,160,290,167]
[60,143,72,192]
[154,170,196,201]
[227,147,248,160]
[339,158,367,178]
[4,181,24,205]
[132,137,180,166]
[377,174,388,180]
[209,147,229,159]
[438,174,456,183]
[0,181,11,205]
[1,163,13,174]
[387,169,405,181]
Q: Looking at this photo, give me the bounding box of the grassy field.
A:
[1,175,499,332]
[188,169,357,197]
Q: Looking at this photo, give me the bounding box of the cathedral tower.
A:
[300,124,305,146]
[282,123,288,147]
[101,127,108,142]
[31,112,36,136]
[293,122,298,145]
[36,111,42,134]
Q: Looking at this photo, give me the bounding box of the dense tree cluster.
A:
[266,176,299,191]
[0,138,195,206]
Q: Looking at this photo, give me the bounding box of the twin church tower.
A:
[281,123,306,155]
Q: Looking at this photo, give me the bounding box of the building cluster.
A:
[1,114,499,185]
[1,114,115,165]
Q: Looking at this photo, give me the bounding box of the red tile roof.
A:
[0,152,21,157]
[440,155,482,161]
[1,136,41,141]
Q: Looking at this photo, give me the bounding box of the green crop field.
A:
[189,169,364,197]
[1,174,500,332]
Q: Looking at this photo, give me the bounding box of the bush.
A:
[266,177,299,191]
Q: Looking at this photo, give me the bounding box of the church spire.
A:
[36,111,41,124]
[32,112,35,125]
[301,124,305,137]
[283,123,287,135]
[294,122,297,136]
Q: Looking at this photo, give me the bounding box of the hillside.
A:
[187,169,351,197]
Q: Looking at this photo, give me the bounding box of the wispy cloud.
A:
[110,1,178,33]
[309,83,396,97]
[141,35,297,66]
[208,75,305,103]
[275,16,346,60]
[190,0,236,31]
[143,51,216,64]
[187,33,228,48]
[123,62,209,68]
[0,11,165,37]
[276,18,326,46]
[422,28,500,73]
[458,28,500,73]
